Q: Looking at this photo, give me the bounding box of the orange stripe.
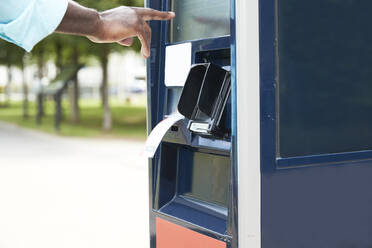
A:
[156,217,226,248]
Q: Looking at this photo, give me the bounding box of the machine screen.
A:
[169,0,230,43]
[277,0,372,157]
[179,151,230,207]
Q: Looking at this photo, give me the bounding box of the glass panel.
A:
[169,0,230,43]
[179,150,229,207]
[278,0,372,157]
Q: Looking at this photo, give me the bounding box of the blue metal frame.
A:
[260,0,372,246]
[229,0,238,248]
[277,150,372,168]
[145,1,164,246]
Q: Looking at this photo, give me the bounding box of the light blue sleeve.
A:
[0,0,69,52]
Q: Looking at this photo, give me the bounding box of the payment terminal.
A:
[146,0,235,247]
[147,0,372,247]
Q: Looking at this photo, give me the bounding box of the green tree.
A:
[37,0,143,130]
[75,0,143,131]
[51,34,91,124]
[0,41,28,118]
[30,37,55,88]
[30,34,90,124]
[0,0,144,130]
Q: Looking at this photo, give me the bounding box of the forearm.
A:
[56,1,101,38]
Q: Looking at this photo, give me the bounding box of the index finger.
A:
[138,8,175,21]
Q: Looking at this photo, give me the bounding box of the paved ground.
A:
[0,121,149,248]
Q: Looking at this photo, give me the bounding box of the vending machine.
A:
[146,0,372,247]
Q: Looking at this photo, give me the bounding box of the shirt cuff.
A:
[0,0,69,52]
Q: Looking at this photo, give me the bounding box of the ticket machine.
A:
[146,0,237,247]
[146,0,372,247]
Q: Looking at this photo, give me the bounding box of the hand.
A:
[90,7,175,58]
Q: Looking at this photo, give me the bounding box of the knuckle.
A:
[135,14,143,25]
[134,24,143,35]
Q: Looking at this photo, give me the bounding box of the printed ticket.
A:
[142,113,184,158]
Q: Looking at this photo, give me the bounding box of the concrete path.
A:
[0,122,149,248]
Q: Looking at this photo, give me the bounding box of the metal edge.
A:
[235,0,261,247]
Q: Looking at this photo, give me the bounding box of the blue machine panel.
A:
[260,0,372,247]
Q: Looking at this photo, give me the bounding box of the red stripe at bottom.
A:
[156,217,226,248]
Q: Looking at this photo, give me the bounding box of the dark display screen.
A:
[178,151,229,207]
[169,0,230,43]
[278,0,372,157]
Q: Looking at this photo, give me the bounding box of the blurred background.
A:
[0,0,150,248]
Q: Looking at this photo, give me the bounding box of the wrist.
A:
[56,2,104,40]
[91,10,104,41]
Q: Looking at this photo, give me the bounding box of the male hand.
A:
[57,2,175,58]
[91,7,175,58]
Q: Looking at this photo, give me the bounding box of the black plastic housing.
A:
[177,63,231,137]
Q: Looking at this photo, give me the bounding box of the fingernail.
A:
[142,50,149,58]
[168,11,175,16]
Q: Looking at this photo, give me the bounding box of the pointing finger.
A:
[136,8,175,21]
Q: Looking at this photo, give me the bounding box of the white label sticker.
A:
[165,43,192,87]
[189,122,209,134]
[142,113,185,158]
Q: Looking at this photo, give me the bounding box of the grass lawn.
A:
[0,99,147,140]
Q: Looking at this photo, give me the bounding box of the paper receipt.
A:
[143,113,184,158]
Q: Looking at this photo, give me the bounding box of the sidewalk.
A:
[0,122,149,248]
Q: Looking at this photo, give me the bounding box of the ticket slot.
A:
[178,63,231,138]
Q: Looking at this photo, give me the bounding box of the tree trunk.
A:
[37,50,44,81]
[37,51,45,116]
[100,83,104,108]
[21,57,28,119]
[55,40,63,74]
[5,64,12,104]
[101,46,112,131]
[70,44,80,123]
